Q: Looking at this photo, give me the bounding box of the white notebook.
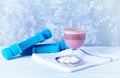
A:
[32,48,119,72]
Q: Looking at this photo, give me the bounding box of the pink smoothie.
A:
[64,28,85,49]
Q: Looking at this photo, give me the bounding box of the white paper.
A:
[32,48,120,72]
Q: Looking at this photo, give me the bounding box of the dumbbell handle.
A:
[20,32,46,51]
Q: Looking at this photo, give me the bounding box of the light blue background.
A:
[0,0,120,46]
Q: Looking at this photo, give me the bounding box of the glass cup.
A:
[56,28,86,67]
[64,28,85,50]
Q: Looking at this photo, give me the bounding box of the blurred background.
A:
[0,0,120,46]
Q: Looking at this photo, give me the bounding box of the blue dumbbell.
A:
[1,29,52,60]
[21,41,69,55]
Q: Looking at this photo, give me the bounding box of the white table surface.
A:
[0,46,120,78]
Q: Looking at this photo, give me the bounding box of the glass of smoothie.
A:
[64,28,85,50]
[56,28,86,67]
